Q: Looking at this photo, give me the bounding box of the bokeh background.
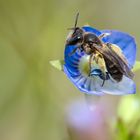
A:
[0,0,140,140]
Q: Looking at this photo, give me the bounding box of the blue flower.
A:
[64,26,136,95]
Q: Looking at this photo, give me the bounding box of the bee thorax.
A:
[82,44,93,54]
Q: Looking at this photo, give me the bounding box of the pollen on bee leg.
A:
[78,55,90,76]
[99,33,111,39]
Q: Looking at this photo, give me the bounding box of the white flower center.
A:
[78,55,101,76]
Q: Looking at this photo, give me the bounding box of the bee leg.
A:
[106,43,112,50]
[101,72,106,87]
[80,48,84,52]
[88,53,94,76]
[106,72,110,80]
[101,72,111,86]
[98,33,111,39]
[101,79,105,87]
[68,45,81,57]
[88,55,92,76]
[94,53,107,86]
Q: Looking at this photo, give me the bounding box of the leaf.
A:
[132,61,140,72]
[50,60,64,71]
[118,96,140,123]
[115,118,129,140]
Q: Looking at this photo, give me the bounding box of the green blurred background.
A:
[0,0,140,140]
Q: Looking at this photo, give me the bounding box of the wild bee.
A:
[66,13,134,86]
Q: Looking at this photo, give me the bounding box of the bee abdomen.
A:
[105,60,123,82]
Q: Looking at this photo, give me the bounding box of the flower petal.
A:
[99,76,136,95]
[101,30,136,67]
[82,26,101,36]
[64,45,83,77]
[63,65,103,95]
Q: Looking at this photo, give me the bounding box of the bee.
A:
[66,13,134,86]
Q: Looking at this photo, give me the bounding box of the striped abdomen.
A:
[104,58,123,82]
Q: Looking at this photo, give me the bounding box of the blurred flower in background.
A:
[65,95,118,140]
[65,94,140,140]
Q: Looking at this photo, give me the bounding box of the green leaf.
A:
[115,118,129,140]
[132,61,140,72]
[118,96,140,123]
[50,60,64,71]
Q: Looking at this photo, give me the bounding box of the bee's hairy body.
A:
[66,27,134,85]
[80,32,123,82]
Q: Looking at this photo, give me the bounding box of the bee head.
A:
[66,13,84,46]
[66,27,84,45]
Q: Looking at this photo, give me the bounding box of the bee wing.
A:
[93,43,134,79]
[108,43,130,66]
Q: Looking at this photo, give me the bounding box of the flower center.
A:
[78,55,101,76]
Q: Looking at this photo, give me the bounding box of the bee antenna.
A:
[67,13,79,31]
[74,12,79,29]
